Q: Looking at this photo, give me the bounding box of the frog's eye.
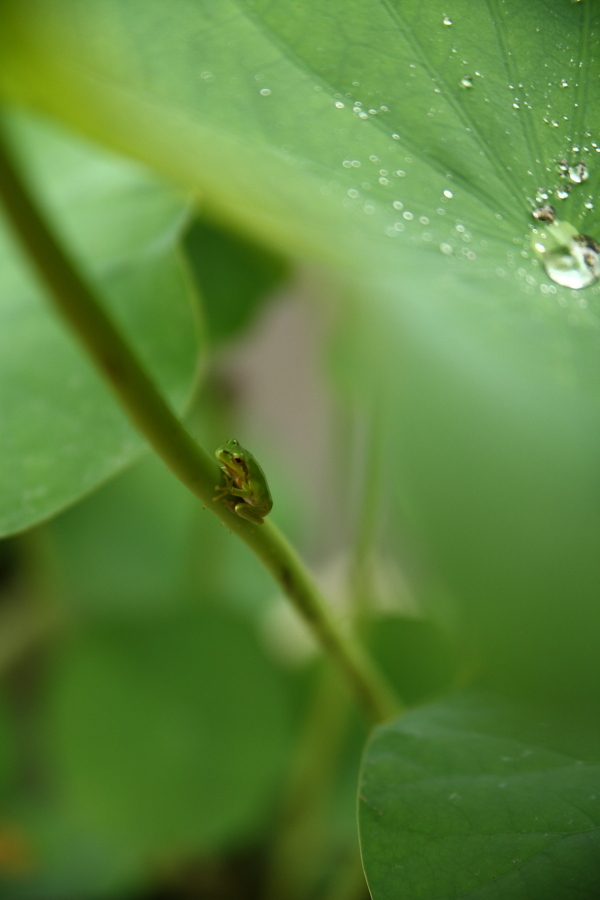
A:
[233,456,243,464]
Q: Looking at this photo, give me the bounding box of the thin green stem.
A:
[0,121,399,725]
[321,851,368,900]
[265,664,351,900]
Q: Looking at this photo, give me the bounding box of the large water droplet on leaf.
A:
[568,161,588,183]
[531,221,600,289]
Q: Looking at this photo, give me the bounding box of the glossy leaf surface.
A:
[360,690,600,900]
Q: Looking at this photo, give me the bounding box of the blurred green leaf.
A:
[0,110,202,538]
[359,689,600,900]
[0,1,599,707]
[0,694,16,796]
[184,219,288,345]
[0,810,143,900]
[45,610,290,857]
[47,455,196,620]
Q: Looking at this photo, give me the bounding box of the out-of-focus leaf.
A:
[0,110,202,538]
[0,694,16,797]
[47,454,196,619]
[359,689,600,900]
[0,810,143,900]
[184,218,288,345]
[46,610,290,856]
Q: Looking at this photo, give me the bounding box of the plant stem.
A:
[265,664,351,900]
[0,122,399,725]
[321,850,369,900]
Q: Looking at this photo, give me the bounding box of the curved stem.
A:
[265,664,351,900]
[0,122,399,725]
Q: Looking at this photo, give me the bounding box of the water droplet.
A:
[403,211,414,220]
[568,161,588,183]
[557,158,569,174]
[460,75,473,89]
[556,185,571,200]
[392,133,400,140]
[585,200,594,210]
[260,87,272,96]
[394,221,405,231]
[561,79,569,88]
[334,100,345,109]
[347,189,359,198]
[532,204,556,223]
[443,189,454,199]
[512,101,520,109]
[395,169,406,177]
[443,15,452,25]
[440,242,453,255]
[419,216,429,225]
[393,200,404,210]
[532,221,600,289]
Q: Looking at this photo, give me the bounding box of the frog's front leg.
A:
[223,485,254,499]
[213,469,235,501]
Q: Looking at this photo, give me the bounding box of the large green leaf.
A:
[359,689,600,900]
[0,2,599,702]
[46,454,197,620]
[0,2,596,280]
[0,612,291,897]
[0,110,201,537]
[44,611,290,859]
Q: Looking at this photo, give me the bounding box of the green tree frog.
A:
[214,438,273,524]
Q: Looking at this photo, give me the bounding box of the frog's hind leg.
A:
[233,503,266,525]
